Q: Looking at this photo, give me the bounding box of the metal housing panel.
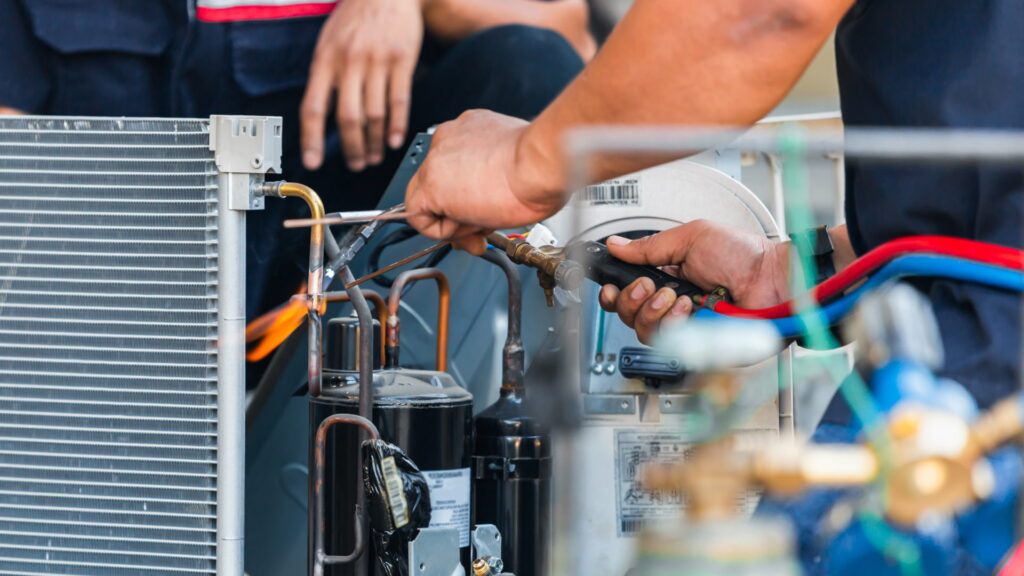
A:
[0,117,221,575]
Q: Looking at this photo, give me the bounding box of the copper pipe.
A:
[321,289,388,362]
[480,250,524,391]
[344,241,451,289]
[263,182,327,396]
[313,414,380,575]
[386,268,450,371]
[972,393,1024,453]
[276,182,326,309]
[285,210,413,228]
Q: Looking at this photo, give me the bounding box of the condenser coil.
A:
[0,115,281,576]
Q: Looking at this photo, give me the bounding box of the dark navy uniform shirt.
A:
[836,0,1024,412]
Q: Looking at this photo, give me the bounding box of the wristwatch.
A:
[789,225,836,286]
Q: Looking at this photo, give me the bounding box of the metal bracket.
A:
[584,394,637,416]
[209,115,283,210]
[471,525,503,563]
[407,528,465,576]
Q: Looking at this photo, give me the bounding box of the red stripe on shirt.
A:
[196,3,337,22]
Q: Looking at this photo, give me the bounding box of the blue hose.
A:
[694,255,1024,338]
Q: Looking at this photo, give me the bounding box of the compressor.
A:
[310,268,473,576]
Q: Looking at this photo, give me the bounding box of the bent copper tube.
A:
[386,268,450,371]
[480,250,524,391]
[322,289,388,362]
[313,414,380,575]
[263,181,327,396]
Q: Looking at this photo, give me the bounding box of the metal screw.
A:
[251,155,263,169]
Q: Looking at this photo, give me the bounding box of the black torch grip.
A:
[572,241,704,299]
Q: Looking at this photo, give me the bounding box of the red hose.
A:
[999,541,1024,576]
[712,236,1024,319]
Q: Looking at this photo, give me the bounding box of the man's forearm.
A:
[516,0,855,206]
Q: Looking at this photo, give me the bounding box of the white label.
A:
[614,429,766,536]
[381,456,410,528]
[422,468,471,547]
[579,178,642,207]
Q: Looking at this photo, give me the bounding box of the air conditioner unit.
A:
[0,115,282,576]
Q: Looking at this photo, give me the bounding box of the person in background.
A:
[0,0,591,317]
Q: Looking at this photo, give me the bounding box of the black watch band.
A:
[789,225,836,286]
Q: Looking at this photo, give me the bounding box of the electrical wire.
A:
[712,236,1024,319]
[694,255,1024,338]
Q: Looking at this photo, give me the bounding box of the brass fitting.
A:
[486,232,583,307]
[472,558,492,576]
[645,395,1023,528]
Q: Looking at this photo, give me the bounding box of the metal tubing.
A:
[216,173,247,575]
[972,392,1024,453]
[322,289,389,360]
[339,268,376,425]
[386,268,450,370]
[313,413,380,575]
[338,266,375,576]
[273,182,327,397]
[480,249,524,390]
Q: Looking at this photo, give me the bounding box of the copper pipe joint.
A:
[386,268,450,371]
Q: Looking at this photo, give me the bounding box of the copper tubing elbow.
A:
[276,182,326,307]
[386,268,450,371]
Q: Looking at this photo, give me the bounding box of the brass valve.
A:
[486,233,583,307]
[644,393,1024,527]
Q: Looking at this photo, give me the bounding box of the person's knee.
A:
[474,24,583,78]
[458,24,584,114]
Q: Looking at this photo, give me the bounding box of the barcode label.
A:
[579,179,641,206]
[381,456,410,528]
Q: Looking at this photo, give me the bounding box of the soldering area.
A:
[0,1,1022,576]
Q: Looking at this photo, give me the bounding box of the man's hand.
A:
[0,107,25,115]
[301,0,423,173]
[598,220,790,344]
[405,109,565,254]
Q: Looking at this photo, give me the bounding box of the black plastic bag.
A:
[362,439,432,576]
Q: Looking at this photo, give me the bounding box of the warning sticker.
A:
[422,468,472,547]
[614,429,765,536]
